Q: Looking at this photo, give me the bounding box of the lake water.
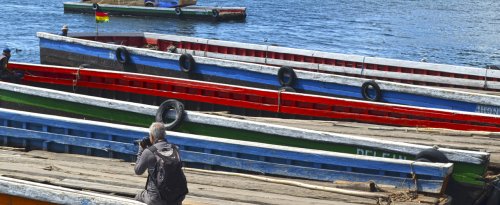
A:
[1,0,499,67]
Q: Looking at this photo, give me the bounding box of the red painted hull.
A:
[9,62,500,132]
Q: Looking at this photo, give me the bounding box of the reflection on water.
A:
[0,0,499,67]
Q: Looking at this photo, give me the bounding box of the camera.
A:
[138,136,152,148]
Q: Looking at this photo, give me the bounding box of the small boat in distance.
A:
[64,0,246,21]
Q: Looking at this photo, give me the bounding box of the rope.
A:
[361,56,366,76]
[409,161,418,192]
[277,88,284,113]
[484,66,490,89]
[72,65,83,93]
[183,167,389,200]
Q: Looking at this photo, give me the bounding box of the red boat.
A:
[9,62,500,132]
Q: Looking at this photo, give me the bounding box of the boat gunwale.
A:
[63,2,246,11]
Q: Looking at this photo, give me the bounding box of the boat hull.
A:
[10,62,500,133]
[0,193,55,205]
[64,2,246,21]
[0,82,488,187]
[0,108,454,193]
[38,33,500,116]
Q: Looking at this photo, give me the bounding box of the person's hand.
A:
[139,137,152,149]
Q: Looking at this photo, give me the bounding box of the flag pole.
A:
[95,13,98,40]
[94,3,98,40]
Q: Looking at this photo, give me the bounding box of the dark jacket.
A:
[135,140,171,205]
[0,54,9,76]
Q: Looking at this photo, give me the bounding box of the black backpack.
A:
[147,144,188,203]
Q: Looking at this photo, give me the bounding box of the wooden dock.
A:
[0,147,447,205]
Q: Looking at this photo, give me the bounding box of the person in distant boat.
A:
[61,25,68,36]
[0,48,23,82]
[134,122,188,205]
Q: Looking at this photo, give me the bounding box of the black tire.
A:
[212,9,220,19]
[116,47,130,64]
[179,54,195,72]
[155,99,185,131]
[145,2,155,7]
[277,66,297,87]
[280,86,296,92]
[92,3,99,11]
[415,148,449,163]
[175,7,182,16]
[361,80,382,102]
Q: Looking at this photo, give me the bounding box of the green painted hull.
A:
[0,89,485,185]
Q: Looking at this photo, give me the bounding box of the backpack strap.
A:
[147,145,158,154]
[144,145,159,190]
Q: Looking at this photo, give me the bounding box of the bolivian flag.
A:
[95,11,109,23]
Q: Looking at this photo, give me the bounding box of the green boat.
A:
[64,1,246,21]
[0,81,489,188]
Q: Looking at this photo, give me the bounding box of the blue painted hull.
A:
[40,38,483,114]
[0,108,451,193]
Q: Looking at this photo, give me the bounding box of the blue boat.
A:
[0,107,454,194]
[37,32,500,116]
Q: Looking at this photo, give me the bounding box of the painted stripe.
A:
[95,11,108,17]
[180,151,445,193]
[172,136,450,177]
[0,127,137,154]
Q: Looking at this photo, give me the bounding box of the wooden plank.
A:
[0,126,137,154]
[0,149,379,205]
[0,176,145,205]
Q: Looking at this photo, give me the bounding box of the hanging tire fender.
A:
[212,9,220,20]
[175,7,182,16]
[179,53,196,72]
[92,3,99,11]
[277,66,297,87]
[361,80,382,102]
[115,47,130,64]
[155,99,185,131]
[415,148,449,163]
